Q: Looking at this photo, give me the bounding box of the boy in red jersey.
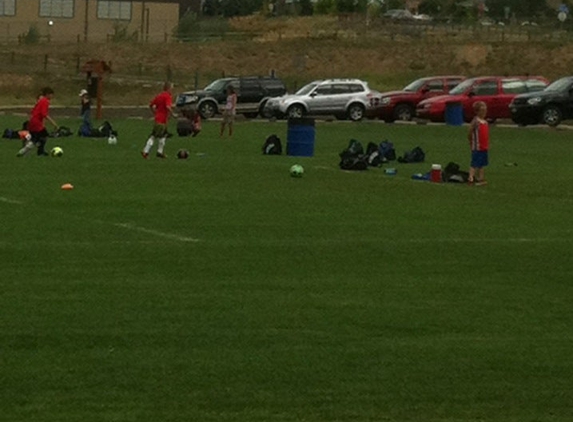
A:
[468,101,489,186]
[17,87,59,157]
[141,82,178,159]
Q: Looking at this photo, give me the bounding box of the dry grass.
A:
[2,16,573,106]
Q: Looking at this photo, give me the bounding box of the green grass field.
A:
[1,116,572,422]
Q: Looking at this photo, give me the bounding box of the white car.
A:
[264,79,380,121]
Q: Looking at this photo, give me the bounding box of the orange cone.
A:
[61,183,74,190]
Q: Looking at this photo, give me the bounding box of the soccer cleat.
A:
[475,180,488,186]
[141,151,149,159]
[156,152,167,159]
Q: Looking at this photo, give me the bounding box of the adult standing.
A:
[17,87,58,157]
[142,82,177,159]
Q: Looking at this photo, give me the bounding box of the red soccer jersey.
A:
[150,91,172,124]
[470,118,489,151]
[28,96,50,132]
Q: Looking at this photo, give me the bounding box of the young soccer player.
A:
[220,85,237,138]
[468,101,489,186]
[17,87,58,157]
[141,82,177,159]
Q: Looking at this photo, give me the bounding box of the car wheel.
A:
[347,103,365,121]
[198,101,217,119]
[287,104,305,119]
[259,101,273,119]
[542,105,562,127]
[393,104,414,121]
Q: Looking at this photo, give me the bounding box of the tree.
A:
[299,0,314,16]
[315,0,336,14]
[202,0,221,16]
[220,0,263,17]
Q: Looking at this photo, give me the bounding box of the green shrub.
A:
[23,25,41,44]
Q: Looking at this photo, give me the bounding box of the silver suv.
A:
[264,79,380,121]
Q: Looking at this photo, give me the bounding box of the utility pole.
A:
[84,0,89,42]
[141,0,147,42]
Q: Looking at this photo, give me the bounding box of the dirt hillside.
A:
[2,16,573,106]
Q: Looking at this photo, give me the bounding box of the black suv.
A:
[510,76,573,126]
[175,76,287,119]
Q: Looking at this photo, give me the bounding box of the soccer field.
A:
[1,117,572,422]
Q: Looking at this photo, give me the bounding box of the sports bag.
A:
[262,134,282,155]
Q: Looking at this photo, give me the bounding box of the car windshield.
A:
[544,77,573,92]
[295,83,318,96]
[204,79,229,92]
[448,79,474,95]
[403,79,427,92]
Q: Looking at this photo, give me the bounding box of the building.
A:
[0,0,180,43]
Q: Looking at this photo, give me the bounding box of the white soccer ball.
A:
[107,135,117,145]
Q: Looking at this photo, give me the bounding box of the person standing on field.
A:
[220,85,237,138]
[468,101,489,186]
[142,82,177,159]
[17,87,58,157]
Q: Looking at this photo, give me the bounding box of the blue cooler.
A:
[287,118,315,157]
[445,101,464,126]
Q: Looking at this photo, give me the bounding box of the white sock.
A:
[18,141,34,156]
[157,137,166,154]
[143,137,154,154]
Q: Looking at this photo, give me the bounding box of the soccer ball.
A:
[177,149,189,159]
[290,164,304,178]
[107,135,117,145]
[51,146,63,157]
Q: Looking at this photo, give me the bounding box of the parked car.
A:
[175,76,286,119]
[416,76,549,122]
[383,9,415,20]
[264,79,380,121]
[509,76,573,127]
[375,76,465,122]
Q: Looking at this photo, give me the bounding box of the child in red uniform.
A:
[141,82,178,159]
[17,87,59,157]
[468,101,489,186]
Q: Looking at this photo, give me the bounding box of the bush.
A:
[176,13,230,41]
[315,0,336,15]
[23,25,40,44]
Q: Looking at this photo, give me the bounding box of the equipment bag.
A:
[262,134,282,155]
[398,146,425,163]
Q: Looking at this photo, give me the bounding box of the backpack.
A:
[177,119,193,137]
[339,139,364,159]
[340,155,368,171]
[365,142,382,167]
[443,161,469,183]
[262,134,282,155]
[50,126,73,138]
[379,140,396,161]
[2,128,18,139]
[97,121,117,137]
[398,146,425,163]
[339,139,368,170]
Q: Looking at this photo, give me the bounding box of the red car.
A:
[416,76,549,122]
[376,76,465,122]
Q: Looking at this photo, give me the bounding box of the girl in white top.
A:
[220,85,237,138]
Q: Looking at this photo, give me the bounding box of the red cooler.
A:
[431,164,442,183]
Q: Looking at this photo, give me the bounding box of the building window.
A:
[0,0,16,16]
[39,0,74,18]
[97,1,132,20]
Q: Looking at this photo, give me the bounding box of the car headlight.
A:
[380,97,391,106]
[527,97,543,105]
